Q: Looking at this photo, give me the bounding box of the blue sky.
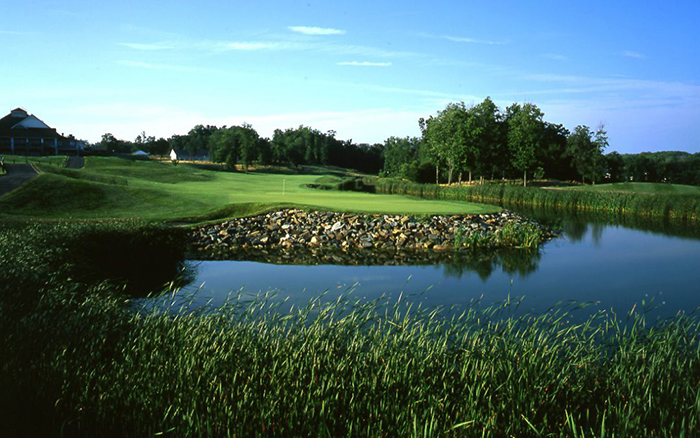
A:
[2,0,699,153]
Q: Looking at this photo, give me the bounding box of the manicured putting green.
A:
[0,157,499,220]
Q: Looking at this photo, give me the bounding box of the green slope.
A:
[0,157,499,220]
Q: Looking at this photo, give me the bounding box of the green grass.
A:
[1,218,698,438]
[0,157,499,220]
[374,179,700,223]
[455,221,545,249]
[564,181,700,196]
[5,154,68,166]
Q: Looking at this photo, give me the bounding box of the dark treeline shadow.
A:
[67,227,194,296]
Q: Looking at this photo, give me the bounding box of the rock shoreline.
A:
[191,209,556,255]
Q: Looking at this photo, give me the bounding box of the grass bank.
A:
[1,222,699,437]
[0,157,499,220]
[374,179,700,223]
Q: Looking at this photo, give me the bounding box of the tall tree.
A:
[467,97,505,182]
[236,123,260,172]
[383,136,421,178]
[209,127,239,170]
[567,124,608,184]
[539,122,572,180]
[506,103,545,187]
[419,102,476,184]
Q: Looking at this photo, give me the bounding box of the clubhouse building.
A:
[0,108,84,156]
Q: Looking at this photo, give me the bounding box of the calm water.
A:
[153,220,700,318]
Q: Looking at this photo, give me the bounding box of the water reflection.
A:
[442,249,541,280]
[192,245,545,282]
[153,220,700,319]
[512,205,700,241]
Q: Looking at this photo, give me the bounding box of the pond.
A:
[142,214,700,320]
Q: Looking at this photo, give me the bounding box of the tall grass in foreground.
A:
[374,179,700,223]
[1,222,698,436]
[1,285,699,437]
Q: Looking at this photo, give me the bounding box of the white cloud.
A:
[119,34,414,58]
[288,26,346,35]
[621,51,645,59]
[337,61,392,67]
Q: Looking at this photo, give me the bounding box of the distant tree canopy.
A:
[608,151,700,185]
[386,97,614,186]
[96,123,386,174]
[92,99,699,186]
[209,124,261,171]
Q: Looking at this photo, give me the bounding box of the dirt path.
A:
[0,164,38,196]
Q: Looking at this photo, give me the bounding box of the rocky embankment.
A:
[191,209,556,257]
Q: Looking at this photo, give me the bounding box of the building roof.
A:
[0,108,62,139]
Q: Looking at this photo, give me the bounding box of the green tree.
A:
[539,122,572,180]
[567,124,608,184]
[506,103,545,187]
[466,97,506,183]
[134,131,155,153]
[210,124,260,171]
[605,151,625,182]
[151,138,171,156]
[256,137,272,165]
[237,123,260,172]
[185,125,219,155]
[382,136,421,178]
[419,102,476,184]
[209,127,238,169]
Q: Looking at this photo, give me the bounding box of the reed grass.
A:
[455,221,544,250]
[2,286,699,437]
[1,222,698,437]
[373,179,700,223]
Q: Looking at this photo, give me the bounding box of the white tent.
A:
[169,149,178,160]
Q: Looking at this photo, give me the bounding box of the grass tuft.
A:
[0,221,698,437]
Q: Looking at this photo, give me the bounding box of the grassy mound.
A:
[85,157,212,184]
[0,173,202,218]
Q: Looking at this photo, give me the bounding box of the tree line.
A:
[96,125,384,174]
[390,97,608,187]
[385,98,699,186]
[93,98,699,185]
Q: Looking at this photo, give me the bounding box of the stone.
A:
[331,221,343,232]
[191,208,554,256]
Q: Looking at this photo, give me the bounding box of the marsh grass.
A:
[1,285,699,437]
[1,222,699,437]
[455,221,544,250]
[374,179,700,223]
